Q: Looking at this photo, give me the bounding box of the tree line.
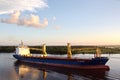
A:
[0,46,120,54]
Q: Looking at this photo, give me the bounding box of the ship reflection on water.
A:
[14,61,109,80]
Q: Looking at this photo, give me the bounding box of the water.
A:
[0,53,120,80]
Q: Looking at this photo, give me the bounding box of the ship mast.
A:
[19,40,24,48]
[67,43,72,58]
[95,47,101,57]
[42,44,47,57]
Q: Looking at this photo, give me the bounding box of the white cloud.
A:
[1,11,20,24]
[0,11,48,28]
[53,16,56,21]
[52,16,61,30]
[0,0,48,14]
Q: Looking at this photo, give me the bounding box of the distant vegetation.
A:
[0,46,120,54]
[0,46,16,53]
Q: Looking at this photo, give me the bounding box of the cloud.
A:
[0,11,48,28]
[52,16,61,30]
[0,0,48,14]
[55,25,60,30]
[1,11,20,24]
[53,16,56,21]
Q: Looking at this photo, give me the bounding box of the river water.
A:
[0,53,120,80]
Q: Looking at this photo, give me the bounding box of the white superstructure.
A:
[16,41,31,56]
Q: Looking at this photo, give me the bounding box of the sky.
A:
[0,0,120,46]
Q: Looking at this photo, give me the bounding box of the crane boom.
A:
[30,48,42,51]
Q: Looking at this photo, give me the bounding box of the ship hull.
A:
[13,54,110,71]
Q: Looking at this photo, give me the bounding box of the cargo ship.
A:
[13,41,110,71]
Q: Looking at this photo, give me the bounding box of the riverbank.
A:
[0,46,120,54]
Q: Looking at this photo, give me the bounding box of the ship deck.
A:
[22,55,92,61]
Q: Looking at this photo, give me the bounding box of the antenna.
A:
[21,40,23,45]
[19,40,24,47]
